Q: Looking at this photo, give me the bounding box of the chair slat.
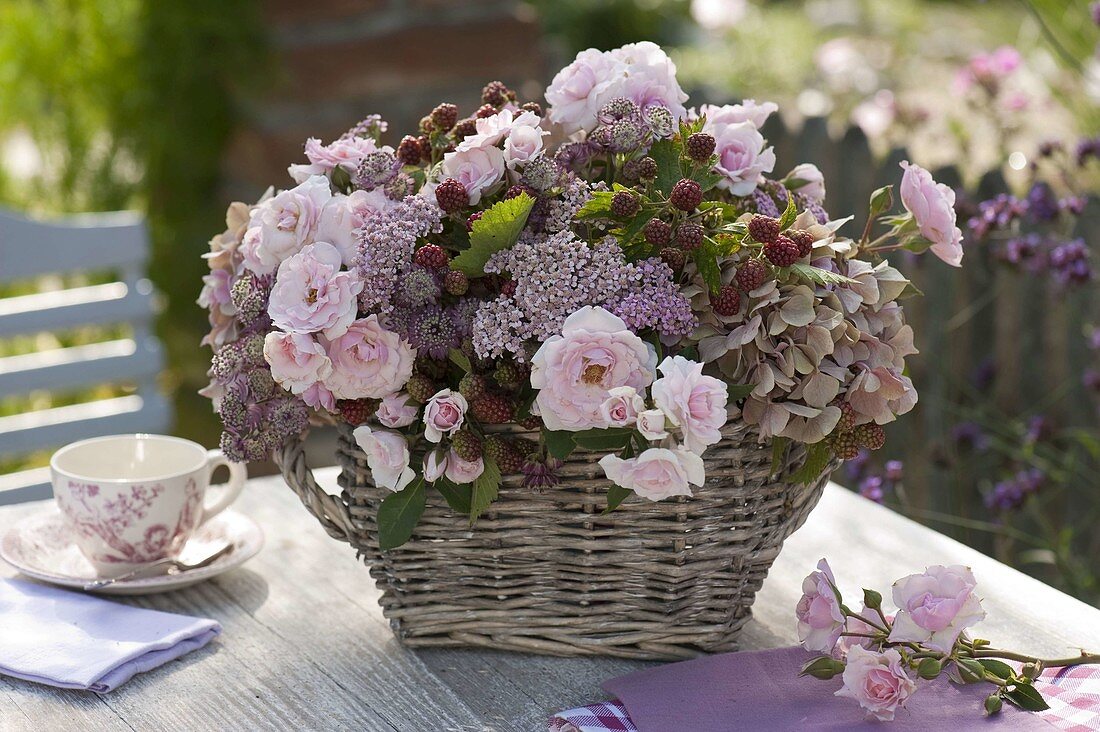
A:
[0,283,155,337]
[0,394,171,457]
[0,467,52,505]
[0,338,163,397]
[0,209,148,282]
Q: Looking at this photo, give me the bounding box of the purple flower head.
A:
[1025,182,1059,223]
[885,460,904,482]
[1076,137,1100,167]
[390,303,462,359]
[967,194,1025,240]
[844,448,871,482]
[859,475,885,503]
[1087,326,1100,352]
[1024,415,1053,444]
[1048,239,1092,286]
[610,258,696,340]
[355,195,444,315]
[985,468,1044,512]
[951,421,991,451]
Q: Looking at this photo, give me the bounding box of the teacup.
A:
[50,434,246,577]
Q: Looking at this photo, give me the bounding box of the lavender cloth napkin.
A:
[0,579,220,692]
[602,646,1056,731]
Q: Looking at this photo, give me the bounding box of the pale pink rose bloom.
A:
[422,389,468,443]
[440,145,506,205]
[599,386,645,428]
[376,392,418,428]
[288,136,391,183]
[899,161,964,267]
[888,565,986,653]
[796,558,846,654]
[423,450,448,482]
[300,382,337,412]
[786,162,826,204]
[609,42,689,121]
[324,315,416,400]
[545,48,627,135]
[597,446,704,502]
[530,306,658,431]
[503,121,549,170]
[268,241,363,339]
[651,356,728,455]
[846,366,917,425]
[264,331,333,397]
[445,450,484,485]
[697,100,778,130]
[457,109,542,151]
[837,605,888,655]
[242,175,332,275]
[352,425,414,492]
[317,189,395,266]
[708,121,776,196]
[636,409,670,440]
[835,646,916,722]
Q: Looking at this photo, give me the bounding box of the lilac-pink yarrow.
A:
[354,195,444,315]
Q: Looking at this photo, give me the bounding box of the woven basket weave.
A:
[277,419,835,661]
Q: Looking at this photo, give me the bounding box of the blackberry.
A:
[338,399,378,425]
[452,118,478,139]
[414,244,449,270]
[500,279,517,297]
[430,103,458,131]
[518,415,543,431]
[686,132,716,161]
[419,115,434,134]
[788,229,815,257]
[505,183,536,200]
[611,190,640,218]
[633,156,658,180]
[836,402,856,433]
[675,222,704,251]
[471,393,515,424]
[660,247,686,271]
[764,235,800,267]
[521,101,543,116]
[481,80,513,107]
[397,135,422,165]
[831,431,861,460]
[854,423,886,451]
[643,218,672,246]
[451,430,483,462]
[465,211,483,231]
[416,135,432,161]
[435,178,469,213]
[670,179,703,212]
[493,361,527,389]
[495,444,525,474]
[459,373,489,400]
[406,374,437,403]
[511,436,539,457]
[475,104,497,119]
[712,285,741,317]
[482,435,511,464]
[748,215,781,243]
[444,270,469,296]
[735,259,769,292]
[414,355,448,379]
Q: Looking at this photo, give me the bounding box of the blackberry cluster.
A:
[660,247,686,271]
[764,235,800,267]
[748,215,781,243]
[735,259,768,292]
[414,244,449,270]
[435,178,469,213]
[712,285,741,317]
[643,218,672,246]
[481,80,515,107]
[338,399,378,426]
[406,374,438,403]
[611,190,640,218]
[459,373,489,401]
[624,156,658,181]
[397,135,422,165]
[788,229,815,258]
[430,103,458,132]
[675,222,704,251]
[444,270,468,296]
[471,393,515,424]
[670,179,703,212]
[854,423,886,451]
[451,430,483,462]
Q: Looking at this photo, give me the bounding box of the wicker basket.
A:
[277,419,836,660]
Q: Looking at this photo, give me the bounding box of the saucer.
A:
[0,509,263,595]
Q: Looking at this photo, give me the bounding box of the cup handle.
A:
[201,449,247,524]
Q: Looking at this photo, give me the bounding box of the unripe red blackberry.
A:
[471,393,515,424]
[748,215,781,243]
[482,435,512,465]
[712,285,741,317]
[521,101,543,116]
[444,269,468,296]
[854,423,886,451]
[611,190,640,218]
[494,360,527,389]
[458,373,488,401]
[735,259,769,292]
[831,431,861,460]
[475,104,497,119]
[518,415,542,431]
[418,115,434,134]
[633,156,658,180]
[764,235,800,267]
[452,117,478,139]
[465,211,483,231]
[416,135,432,161]
[413,244,449,270]
[495,443,525,474]
[451,430,483,462]
[435,178,469,213]
[500,279,517,297]
[505,183,536,200]
[670,179,703,212]
[430,103,458,132]
[836,401,856,433]
[338,399,378,426]
[643,218,672,246]
[397,135,422,165]
[788,229,815,257]
[660,247,686,271]
[406,374,437,403]
[675,222,704,251]
[481,80,513,107]
[686,132,716,161]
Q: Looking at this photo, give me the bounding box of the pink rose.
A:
[697,100,778,130]
[242,175,332,275]
[530,306,658,431]
[707,121,775,196]
[440,145,506,204]
[316,189,395,266]
[599,386,644,428]
[264,331,333,400]
[423,389,468,443]
[268,241,363,339]
[636,408,670,441]
[888,565,986,653]
[651,356,728,455]
[899,161,964,267]
[288,136,390,184]
[444,449,484,485]
[324,316,416,400]
[352,425,414,492]
[545,48,626,135]
[503,119,549,170]
[423,450,448,482]
[835,646,916,722]
[837,605,883,655]
[598,446,704,501]
[786,162,826,204]
[376,392,418,428]
[796,558,846,653]
[610,42,689,121]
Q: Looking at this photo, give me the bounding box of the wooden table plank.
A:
[2,468,1098,732]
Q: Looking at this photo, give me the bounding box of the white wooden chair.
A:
[0,208,170,504]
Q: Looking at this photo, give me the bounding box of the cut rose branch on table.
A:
[797,559,1100,721]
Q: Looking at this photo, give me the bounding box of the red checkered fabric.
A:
[549,700,637,732]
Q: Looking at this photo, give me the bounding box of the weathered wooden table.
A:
[3,469,1099,731]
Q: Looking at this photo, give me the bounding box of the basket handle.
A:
[276,432,357,545]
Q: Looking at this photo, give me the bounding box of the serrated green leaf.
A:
[436,478,472,514]
[543,429,576,460]
[572,428,635,452]
[469,457,501,523]
[790,441,832,484]
[450,194,535,276]
[1003,683,1049,712]
[778,192,798,229]
[770,436,790,474]
[575,190,616,220]
[788,263,859,287]
[649,138,684,196]
[448,348,472,373]
[603,484,632,514]
[695,166,724,193]
[698,200,740,221]
[377,477,426,550]
[615,209,658,253]
[695,238,723,293]
[977,659,1015,681]
[679,116,707,137]
[727,383,754,401]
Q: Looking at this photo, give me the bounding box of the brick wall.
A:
[224,0,548,198]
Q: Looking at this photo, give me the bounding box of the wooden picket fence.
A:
[760,115,1099,529]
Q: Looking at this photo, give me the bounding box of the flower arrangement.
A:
[796,559,1100,720]
[200,42,962,548]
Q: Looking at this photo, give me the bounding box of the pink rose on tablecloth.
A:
[444,449,484,485]
[706,121,775,196]
[268,241,363,339]
[324,315,416,400]
[288,136,390,184]
[887,565,986,653]
[352,425,414,492]
[530,306,658,432]
[545,48,626,135]
[264,331,333,403]
[610,42,688,121]
[835,646,916,722]
[846,365,917,426]
[242,175,332,275]
[440,146,506,205]
[598,446,704,501]
[796,558,846,654]
[899,161,964,267]
[423,389,468,443]
[787,162,826,204]
[651,356,728,455]
[317,189,395,266]
[636,409,670,440]
[423,450,448,482]
[697,100,778,130]
[376,392,418,428]
[599,386,645,428]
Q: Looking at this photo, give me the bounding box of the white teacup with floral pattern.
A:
[50,434,247,578]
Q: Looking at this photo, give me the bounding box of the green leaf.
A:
[649,138,684,195]
[694,166,725,193]
[615,208,658,253]
[695,238,723,293]
[543,429,576,460]
[575,189,616,220]
[977,659,1016,681]
[726,383,755,401]
[377,477,426,550]
[450,194,535,276]
[770,437,790,474]
[603,484,632,514]
[469,457,501,523]
[573,428,635,452]
[778,192,798,229]
[697,200,740,221]
[898,281,924,299]
[1003,683,1050,712]
[435,478,472,514]
[789,441,832,484]
[448,348,472,374]
[901,234,935,255]
[788,263,859,287]
[679,116,707,137]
